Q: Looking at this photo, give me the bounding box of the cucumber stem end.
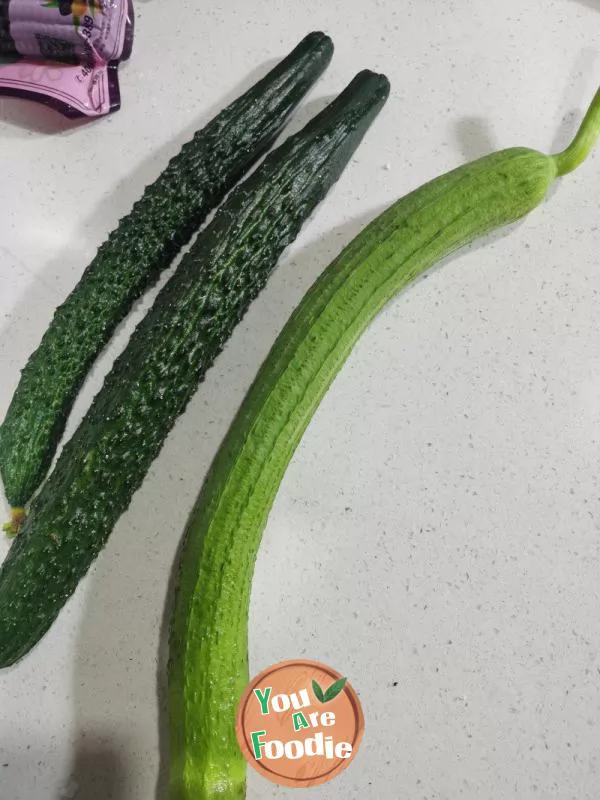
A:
[552,86,600,176]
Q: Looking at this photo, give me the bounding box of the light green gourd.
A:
[168,86,600,800]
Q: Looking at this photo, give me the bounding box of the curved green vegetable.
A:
[168,86,600,800]
[0,31,333,512]
[0,70,390,668]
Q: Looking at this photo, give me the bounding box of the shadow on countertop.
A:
[0,95,90,135]
[0,736,128,800]
[453,46,598,167]
[56,738,130,800]
[454,116,497,162]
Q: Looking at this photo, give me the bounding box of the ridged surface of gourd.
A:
[168,147,557,799]
[0,70,390,669]
[0,31,333,508]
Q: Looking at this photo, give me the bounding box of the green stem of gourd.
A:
[552,86,600,176]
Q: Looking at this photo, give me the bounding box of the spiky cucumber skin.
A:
[168,148,556,798]
[0,70,390,670]
[0,32,333,508]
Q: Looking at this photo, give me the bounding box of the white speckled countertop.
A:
[1,2,600,798]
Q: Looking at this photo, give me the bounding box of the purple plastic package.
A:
[0,0,134,118]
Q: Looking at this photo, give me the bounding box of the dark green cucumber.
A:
[0,70,390,667]
[0,32,333,511]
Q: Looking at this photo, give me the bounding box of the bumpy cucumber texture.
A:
[0,32,333,510]
[0,70,391,668]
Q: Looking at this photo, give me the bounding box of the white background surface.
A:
[1,1,600,798]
